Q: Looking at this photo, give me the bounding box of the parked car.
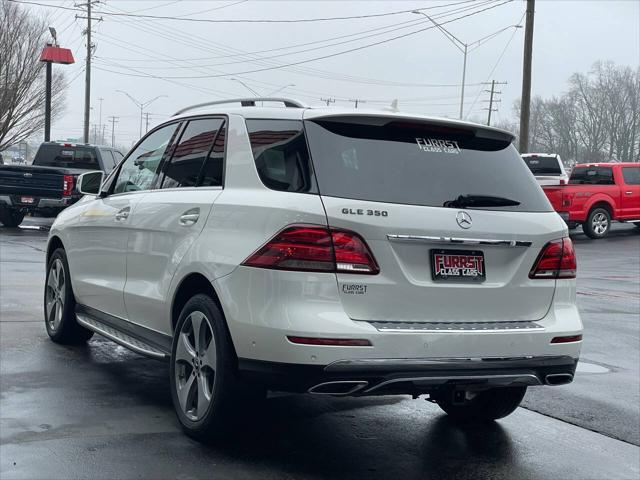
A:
[543,162,640,238]
[0,142,123,227]
[45,98,582,440]
[522,153,569,186]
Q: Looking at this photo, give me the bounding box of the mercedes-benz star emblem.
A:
[23,172,33,178]
[456,211,472,229]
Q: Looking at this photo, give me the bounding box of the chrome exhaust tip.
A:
[545,373,573,386]
[308,381,368,396]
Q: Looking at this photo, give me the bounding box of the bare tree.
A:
[510,61,639,164]
[0,1,67,151]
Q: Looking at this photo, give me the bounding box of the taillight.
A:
[529,237,576,279]
[242,224,379,274]
[62,175,74,197]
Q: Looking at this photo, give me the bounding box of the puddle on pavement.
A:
[576,362,610,374]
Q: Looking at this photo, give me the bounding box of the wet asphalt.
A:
[1,218,639,480]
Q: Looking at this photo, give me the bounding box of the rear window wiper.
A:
[443,194,521,209]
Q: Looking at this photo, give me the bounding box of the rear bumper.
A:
[0,194,76,211]
[238,355,578,395]
[216,269,583,368]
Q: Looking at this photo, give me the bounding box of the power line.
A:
[464,11,525,119]
[93,1,514,81]
[173,0,248,17]
[9,0,483,23]
[94,0,510,90]
[93,0,499,88]
[97,0,498,64]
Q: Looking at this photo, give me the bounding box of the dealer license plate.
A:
[431,249,486,282]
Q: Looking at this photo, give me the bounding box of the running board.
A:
[76,314,168,359]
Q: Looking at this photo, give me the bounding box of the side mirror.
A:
[77,171,104,196]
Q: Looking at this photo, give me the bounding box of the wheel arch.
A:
[587,200,614,220]
[170,272,239,362]
[170,272,224,332]
[46,235,65,264]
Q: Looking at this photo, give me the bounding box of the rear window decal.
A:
[415,138,461,155]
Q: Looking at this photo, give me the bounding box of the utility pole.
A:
[519,0,535,152]
[98,96,104,141]
[101,124,106,145]
[320,98,335,107]
[349,99,366,109]
[459,44,467,120]
[108,116,119,147]
[145,112,150,133]
[76,0,102,144]
[482,80,507,126]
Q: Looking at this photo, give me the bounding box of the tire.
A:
[435,386,527,423]
[0,208,25,228]
[44,248,94,344]
[583,207,611,239]
[170,293,253,441]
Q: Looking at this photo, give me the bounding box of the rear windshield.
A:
[33,145,100,170]
[522,156,562,175]
[304,118,551,212]
[569,166,614,185]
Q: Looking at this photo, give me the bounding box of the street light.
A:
[412,10,521,119]
[115,90,168,137]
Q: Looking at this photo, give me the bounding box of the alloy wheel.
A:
[174,311,217,421]
[45,258,65,331]
[592,212,609,235]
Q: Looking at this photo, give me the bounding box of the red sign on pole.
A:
[40,46,74,65]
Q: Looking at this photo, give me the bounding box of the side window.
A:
[161,118,223,189]
[622,167,640,185]
[246,119,314,192]
[113,150,124,163]
[113,123,179,194]
[570,167,614,185]
[200,122,226,187]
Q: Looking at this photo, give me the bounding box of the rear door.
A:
[304,115,564,323]
[123,117,226,331]
[620,166,640,219]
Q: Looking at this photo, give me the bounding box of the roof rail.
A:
[173,97,306,116]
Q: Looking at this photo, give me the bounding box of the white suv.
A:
[45,98,583,439]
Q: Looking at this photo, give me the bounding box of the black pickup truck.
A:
[0,142,124,227]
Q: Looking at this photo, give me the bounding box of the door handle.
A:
[115,207,130,221]
[179,208,200,226]
[625,191,633,195]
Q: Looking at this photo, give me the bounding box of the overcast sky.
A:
[20,0,640,147]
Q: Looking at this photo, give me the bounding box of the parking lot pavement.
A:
[1,219,639,480]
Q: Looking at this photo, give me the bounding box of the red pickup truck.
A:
[543,162,640,239]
